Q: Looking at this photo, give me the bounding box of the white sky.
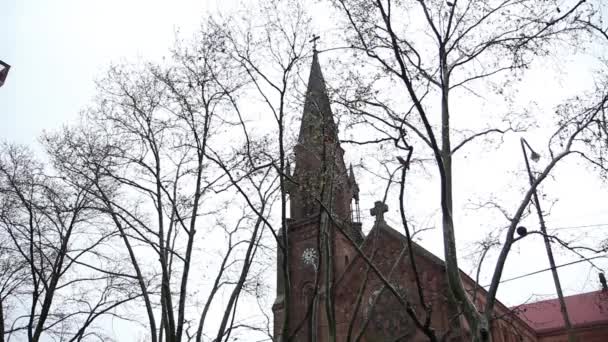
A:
[1,0,215,144]
[2,0,608,340]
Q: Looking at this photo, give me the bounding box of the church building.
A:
[271,50,608,342]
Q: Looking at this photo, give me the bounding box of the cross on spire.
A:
[309,34,320,52]
[370,201,388,222]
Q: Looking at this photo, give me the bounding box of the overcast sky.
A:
[1,0,216,145]
[2,1,608,336]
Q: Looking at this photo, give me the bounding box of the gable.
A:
[334,219,538,338]
[336,220,446,289]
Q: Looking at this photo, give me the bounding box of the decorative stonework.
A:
[370,201,388,222]
[301,248,318,270]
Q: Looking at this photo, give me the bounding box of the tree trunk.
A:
[0,299,4,342]
[439,47,490,342]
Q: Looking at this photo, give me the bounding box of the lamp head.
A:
[516,226,528,237]
[530,151,541,162]
[521,138,541,162]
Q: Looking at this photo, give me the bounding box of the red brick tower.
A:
[272,51,363,341]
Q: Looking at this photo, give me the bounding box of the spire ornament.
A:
[309,34,320,52]
[348,164,359,199]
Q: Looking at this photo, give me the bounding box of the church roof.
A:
[513,290,608,335]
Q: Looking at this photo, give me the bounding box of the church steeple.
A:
[297,50,339,149]
[273,49,364,341]
[289,51,352,221]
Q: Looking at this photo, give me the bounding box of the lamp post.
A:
[0,60,10,88]
[520,138,576,342]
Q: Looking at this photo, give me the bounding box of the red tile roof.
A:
[512,290,608,335]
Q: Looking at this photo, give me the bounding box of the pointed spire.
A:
[290,50,351,221]
[348,164,356,182]
[298,51,338,148]
[349,164,359,201]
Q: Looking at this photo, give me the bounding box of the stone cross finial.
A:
[370,201,388,222]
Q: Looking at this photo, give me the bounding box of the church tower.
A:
[272,50,363,341]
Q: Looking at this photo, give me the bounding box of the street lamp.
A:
[0,60,10,88]
[520,137,576,342]
[520,138,540,162]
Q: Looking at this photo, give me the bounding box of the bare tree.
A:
[212,1,315,340]
[40,19,281,342]
[0,143,137,342]
[0,236,28,342]
[325,0,608,340]
[5,1,608,341]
